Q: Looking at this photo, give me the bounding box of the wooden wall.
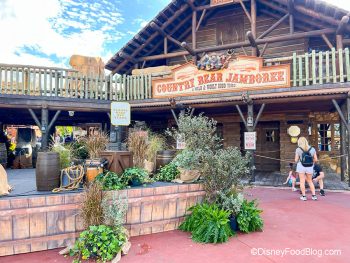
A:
[167,6,308,66]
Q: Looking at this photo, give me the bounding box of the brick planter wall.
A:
[0,184,205,257]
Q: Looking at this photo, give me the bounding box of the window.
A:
[266,130,276,142]
[317,123,340,152]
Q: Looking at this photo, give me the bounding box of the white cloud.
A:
[0,0,124,67]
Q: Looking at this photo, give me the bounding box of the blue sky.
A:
[0,0,348,70]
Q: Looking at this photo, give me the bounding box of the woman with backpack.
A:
[295,137,318,201]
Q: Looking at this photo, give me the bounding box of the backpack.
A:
[299,147,314,167]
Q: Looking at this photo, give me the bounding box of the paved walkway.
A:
[3,187,350,263]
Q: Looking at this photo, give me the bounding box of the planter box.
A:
[100,151,133,174]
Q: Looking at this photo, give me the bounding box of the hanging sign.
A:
[152,56,290,99]
[210,0,235,7]
[176,134,186,149]
[244,132,256,150]
[111,102,131,126]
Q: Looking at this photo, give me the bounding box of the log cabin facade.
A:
[104,0,350,180]
[0,0,350,183]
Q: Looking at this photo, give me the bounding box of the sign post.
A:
[111,102,131,150]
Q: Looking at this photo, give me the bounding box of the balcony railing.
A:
[0,64,152,100]
[1,48,350,102]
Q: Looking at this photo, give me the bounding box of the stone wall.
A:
[0,184,205,257]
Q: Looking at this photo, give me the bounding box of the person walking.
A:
[295,137,317,201]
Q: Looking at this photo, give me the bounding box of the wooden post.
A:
[347,97,350,186]
[251,0,257,56]
[236,100,265,183]
[340,103,347,181]
[332,98,350,186]
[336,35,343,50]
[164,37,168,54]
[192,10,197,64]
[41,107,49,151]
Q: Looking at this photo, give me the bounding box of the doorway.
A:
[255,122,280,172]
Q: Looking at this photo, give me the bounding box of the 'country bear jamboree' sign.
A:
[152,56,290,99]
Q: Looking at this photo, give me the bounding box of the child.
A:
[283,163,298,191]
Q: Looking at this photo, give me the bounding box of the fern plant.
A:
[237,199,264,233]
[179,203,234,244]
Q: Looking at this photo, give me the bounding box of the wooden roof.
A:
[106,0,350,75]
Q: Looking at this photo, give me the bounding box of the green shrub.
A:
[122,167,151,185]
[172,149,201,170]
[155,163,180,182]
[51,143,72,169]
[217,191,244,216]
[166,109,221,152]
[237,199,264,233]
[102,192,128,228]
[201,147,251,202]
[69,225,127,262]
[179,203,234,243]
[71,140,89,160]
[95,171,128,190]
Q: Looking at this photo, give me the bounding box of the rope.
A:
[254,153,348,163]
[52,165,85,193]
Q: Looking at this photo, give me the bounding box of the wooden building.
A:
[0,0,350,183]
[104,0,350,181]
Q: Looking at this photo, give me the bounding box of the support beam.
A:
[239,0,251,23]
[321,34,334,49]
[196,9,206,31]
[253,104,265,130]
[28,109,42,129]
[118,52,138,64]
[246,31,260,57]
[164,37,168,54]
[336,35,343,50]
[136,51,189,62]
[181,42,196,56]
[186,0,196,11]
[235,105,247,128]
[192,10,197,49]
[260,43,269,57]
[279,0,350,32]
[257,13,290,39]
[41,107,49,151]
[251,0,257,56]
[288,0,295,34]
[47,110,61,132]
[150,22,183,48]
[196,28,336,54]
[340,103,347,181]
[170,109,179,126]
[241,46,248,56]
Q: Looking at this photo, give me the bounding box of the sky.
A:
[0,0,349,69]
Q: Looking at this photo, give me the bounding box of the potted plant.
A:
[145,133,166,173]
[80,132,109,182]
[217,191,244,231]
[171,149,201,183]
[122,167,149,186]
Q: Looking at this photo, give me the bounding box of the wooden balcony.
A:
[1,48,350,103]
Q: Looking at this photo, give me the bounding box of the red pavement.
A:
[3,187,350,263]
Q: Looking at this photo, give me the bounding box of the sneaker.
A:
[300,195,307,201]
[320,189,325,196]
[292,187,297,192]
[312,195,318,201]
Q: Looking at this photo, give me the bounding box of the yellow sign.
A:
[152,56,291,99]
[210,0,235,7]
[111,102,131,126]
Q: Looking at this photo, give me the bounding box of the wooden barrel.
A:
[0,143,7,168]
[156,150,177,170]
[36,152,60,191]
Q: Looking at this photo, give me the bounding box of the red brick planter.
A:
[0,183,205,256]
